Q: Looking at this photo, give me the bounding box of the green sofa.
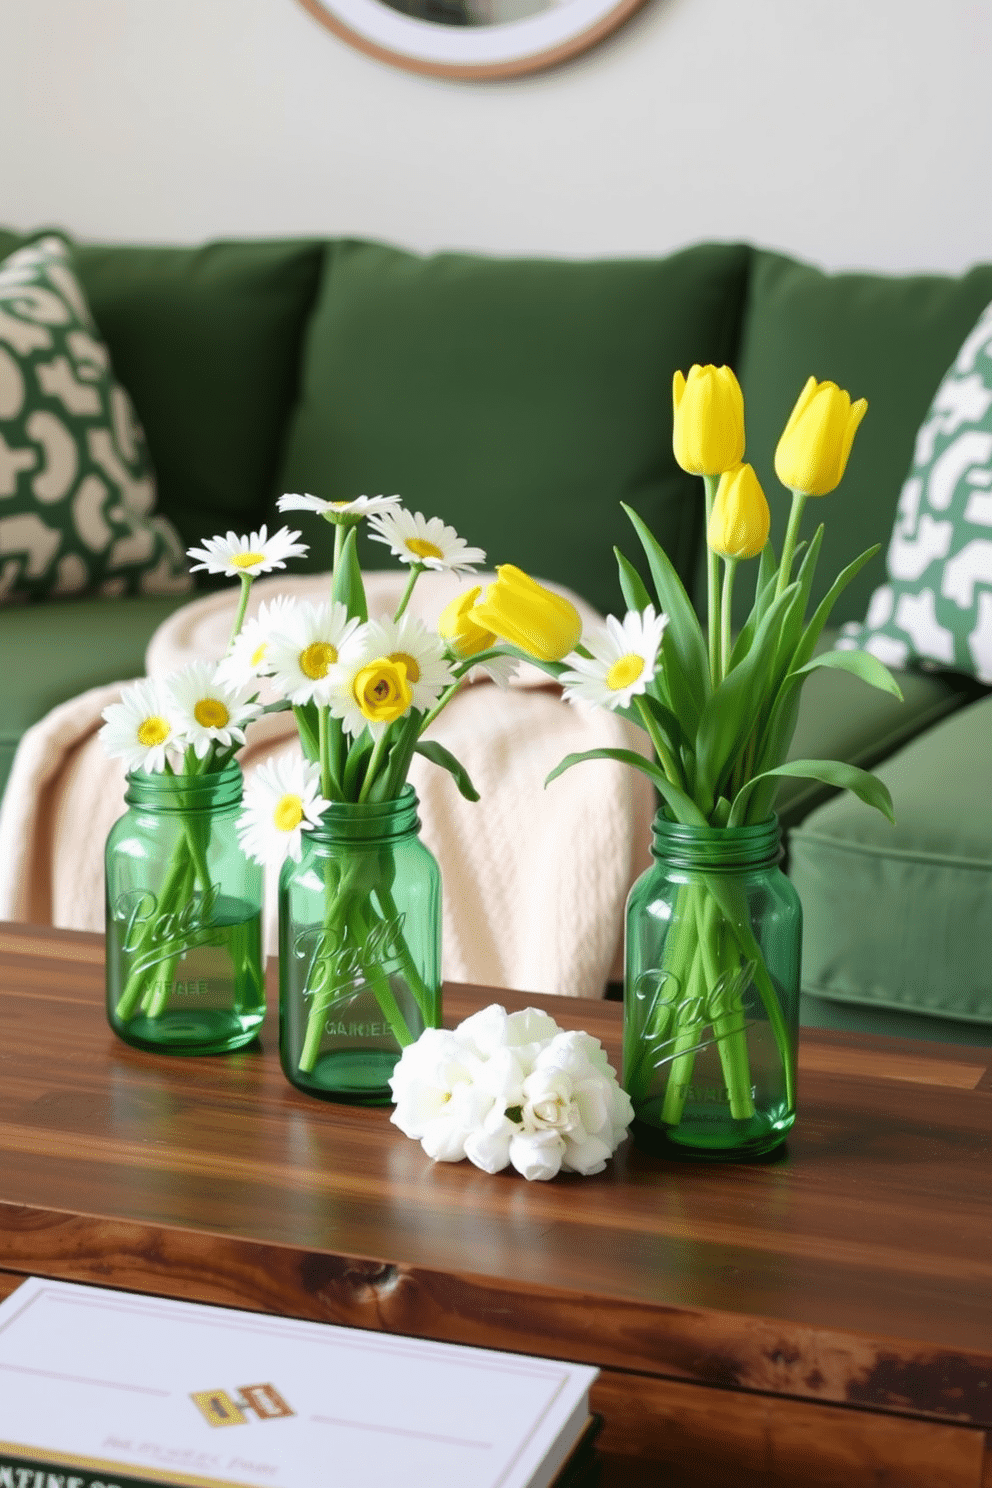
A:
[1,227,990,1043]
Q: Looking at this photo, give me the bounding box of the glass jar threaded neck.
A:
[125,761,243,813]
[651,814,782,871]
[312,785,422,846]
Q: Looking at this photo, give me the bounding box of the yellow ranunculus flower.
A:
[707,463,770,561]
[470,565,582,663]
[437,586,496,659]
[774,376,868,496]
[672,364,745,476]
[353,657,413,725]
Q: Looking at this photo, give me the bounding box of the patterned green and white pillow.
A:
[838,301,992,681]
[0,235,192,603]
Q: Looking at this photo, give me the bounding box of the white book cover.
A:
[0,1278,596,1488]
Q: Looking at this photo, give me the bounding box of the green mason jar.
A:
[624,814,801,1159]
[278,785,441,1104]
[105,762,264,1055]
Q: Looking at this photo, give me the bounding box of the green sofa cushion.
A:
[273,239,751,617]
[0,591,192,803]
[788,691,992,1024]
[0,235,192,604]
[726,250,992,629]
[69,236,324,564]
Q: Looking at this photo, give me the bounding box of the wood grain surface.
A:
[1,922,991,1483]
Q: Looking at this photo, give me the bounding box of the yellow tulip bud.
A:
[707,463,770,561]
[353,657,413,725]
[470,565,582,663]
[437,586,497,660]
[672,364,745,476]
[774,376,868,496]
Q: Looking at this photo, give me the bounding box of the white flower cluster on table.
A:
[389,1005,634,1181]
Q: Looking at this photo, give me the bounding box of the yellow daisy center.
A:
[389,650,421,683]
[406,537,444,561]
[606,654,644,692]
[250,643,267,666]
[137,716,170,747]
[194,698,230,729]
[273,794,304,832]
[231,551,265,569]
[300,641,337,679]
[329,501,353,509]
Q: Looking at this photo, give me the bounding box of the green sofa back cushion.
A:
[69,236,325,569]
[730,250,992,628]
[272,239,751,617]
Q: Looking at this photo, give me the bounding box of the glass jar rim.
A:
[308,784,422,843]
[124,759,243,811]
[651,813,782,869]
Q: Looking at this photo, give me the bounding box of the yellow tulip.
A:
[707,463,770,561]
[672,365,745,476]
[353,657,413,726]
[437,586,496,660]
[774,377,868,496]
[470,566,582,663]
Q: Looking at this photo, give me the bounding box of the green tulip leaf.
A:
[332,525,368,623]
[792,647,904,699]
[414,741,480,802]
[728,758,895,828]
[546,748,707,827]
[292,703,320,762]
[621,503,710,723]
[793,543,882,669]
[614,546,653,614]
[694,580,799,809]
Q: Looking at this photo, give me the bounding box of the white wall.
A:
[3,0,991,273]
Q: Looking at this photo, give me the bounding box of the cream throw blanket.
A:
[0,571,654,999]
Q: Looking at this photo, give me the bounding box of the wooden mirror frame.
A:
[295,0,648,79]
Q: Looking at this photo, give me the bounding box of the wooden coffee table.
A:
[0,920,990,1487]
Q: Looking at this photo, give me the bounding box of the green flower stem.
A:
[393,563,424,621]
[719,558,738,683]
[633,696,684,791]
[658,923,708,1127]
[703,474,720,689]
[226,574,254,652]
[375,880,437,1025]
[702,872,796,1110]
[318,707,332,801]
[624,880,699,1107]
[775,489,808,600]
[697,894,756,1121]
[357,728,393,804]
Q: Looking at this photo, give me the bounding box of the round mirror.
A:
[295,0,647,78]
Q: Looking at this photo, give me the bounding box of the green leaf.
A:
[621,503,710,724]
[413,741,481,802]
[694,580,799,810]
[792,647,904,700]
[546,748,708,827]
[614,546,652,614]
[772,525,824,685]
[292,703,320,761]
[342,731,374,798]
[728,758,895,828]
[332,525,368,623]
[793,544,882,670]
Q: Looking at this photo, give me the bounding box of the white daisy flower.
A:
[186,525,308,579]
[165,661,262,759]
[560,606,668,712]
[366,509,486,574]
[277,492,402,522]
[216,595,298,688]
[265,601,360,706]
[356,614,454,713]
[467,654,519,688]
[237,755,330,869]
[99,679,179,774]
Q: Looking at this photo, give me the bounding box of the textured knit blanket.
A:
[0,571,654,999]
